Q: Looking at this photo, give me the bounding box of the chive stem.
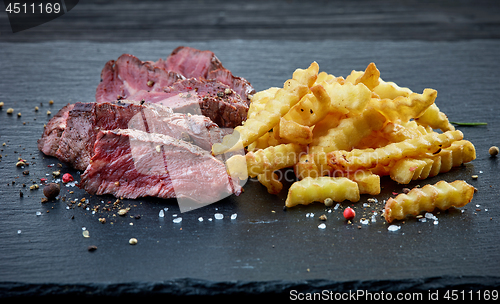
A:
[450,122,487,126]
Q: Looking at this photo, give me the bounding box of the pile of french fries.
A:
[213,62,476,221]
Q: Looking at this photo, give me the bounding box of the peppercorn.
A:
[343,207,356,220]
[43,183,60,200]
[489,146,499,157]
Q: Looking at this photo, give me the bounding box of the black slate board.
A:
[0,40,499,298]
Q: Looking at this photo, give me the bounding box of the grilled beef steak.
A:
[39,101,223,171]
[95,46,254,128]
[128,78,248,128]
[79,129,242,205]
[95,54,184,103]
[37,103,75,157]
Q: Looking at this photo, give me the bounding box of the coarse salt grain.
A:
[318,223,326,229]
[387,225,401,231]
[198,217,203,222]
[173,217,182,223]
[231,213,237,220]
[214,213,223,220]
[159,210,164,217]
[360,219,369,225]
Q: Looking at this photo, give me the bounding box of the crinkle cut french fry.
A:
[294,153,332,179]
[284,85,331,127]
[292,62,320,88]
[383,180,475,223]
[212,79,309,154]
[415,103,455,132]
[371,88,437,123]
[311,106,387,154]
[340,169,381,195]
[257,170,283,195]
[328,130,464,172]
[389,140,476,184]
[354,62,381,91]
[247,87,280,119]
[322,81,372,115]
[285,177,360,208]
[373,79,412,100]
[226,143,306,179]
[277,117,314,145]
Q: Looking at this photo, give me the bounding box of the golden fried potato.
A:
[415,103,455,132]
[226,143,306,179]
[389,140,476,184]
[276,117,314,145]
[383,180,475,223]
[328,130,464,172]
[257,170,283,194]
[371,88,437,123]
[285,177,360,208]
[311,106,387,154]
[322,81,372,114]
[339,169,381,195]
[212,79,309,154]
[373,79,412,99]
[293,61,320,87]
[284,85,331,127]
[247,87,280,119]
[354,62,381,91]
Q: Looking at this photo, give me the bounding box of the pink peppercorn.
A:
[343,207,356,220]
[62,173,74,183]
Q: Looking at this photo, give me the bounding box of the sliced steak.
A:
[79,129,242,207]
[129,78,248,128]
[207,68,255,102]
[155,46,224,79]
[156,46,255,101]
[40,101,222,171]
[37,103,75,157]
[95,53,184,103]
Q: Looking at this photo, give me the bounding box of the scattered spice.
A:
[324,197,333,207]
[62,173,74,183]
[489,146,499,157]
[343,207,356,221]
[118,208,128,216]
[46,110,51,115]
[472,175,478,179]
[6,108,14,114]
[129,238,138,245]
[88,245,97,252]
[43,183,60,200]
[318,214,327,221]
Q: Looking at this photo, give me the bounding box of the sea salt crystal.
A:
[17,230,21,234]
[198,217,203,222]
[334,203,340,210]
[387,225,401,231]
[214,213,223,220]
[35,211,42,216]
[173,217,182,223]
[318,223,326,229]
[360,219,369,225]
[230,213,237,220]
[159,210,164,217]
[433,220,439,225]
[425,212,437,220]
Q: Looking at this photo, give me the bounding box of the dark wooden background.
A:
[1,0,500,300]
[1,0,499,42]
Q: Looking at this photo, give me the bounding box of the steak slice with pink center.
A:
[79,129,242,210]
